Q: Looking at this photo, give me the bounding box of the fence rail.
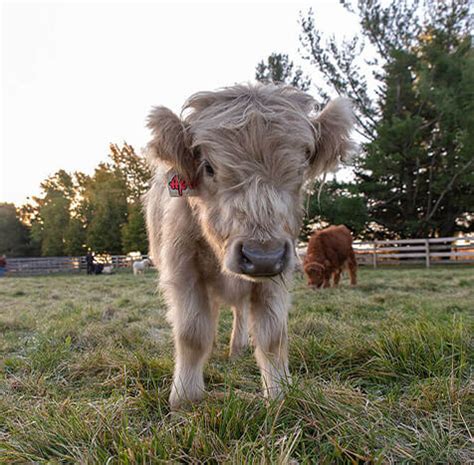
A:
[4,255,149,276]
[2,236,473,275]
[353,236,474,268]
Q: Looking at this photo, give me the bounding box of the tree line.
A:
[1,0,472,257]
[1,143,151,257]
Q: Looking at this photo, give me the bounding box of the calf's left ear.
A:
[146,107,196,182]
[307,98,356,178]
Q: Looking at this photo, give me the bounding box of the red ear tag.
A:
[167,169,198,197]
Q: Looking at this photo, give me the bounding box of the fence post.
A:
[373,241,377,269]
[425,239,430,268]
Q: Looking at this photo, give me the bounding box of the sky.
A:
[1,0,360,206]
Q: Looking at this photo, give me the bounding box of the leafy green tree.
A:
[121,203,148,253]
[109,142,151,254]
[28,170,76,256]
[64,218,86,255]
[80,143,149,254]
[20,170,88,256]
[0,203,32,256]
[109,142,151,203]
[20,142,150,256]
[255,53,311,90]
[83,163,128,254]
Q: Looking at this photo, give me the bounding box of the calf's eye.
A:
[203,161,215,177]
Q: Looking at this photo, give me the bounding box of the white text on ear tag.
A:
[166,170,198,197]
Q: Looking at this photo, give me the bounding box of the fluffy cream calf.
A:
[144,84,354,409]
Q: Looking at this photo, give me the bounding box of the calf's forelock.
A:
[147,84,355,187]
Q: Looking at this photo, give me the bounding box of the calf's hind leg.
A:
[347,250,357,286]
[229,302,249,359]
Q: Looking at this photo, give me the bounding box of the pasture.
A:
[1,268,473,463]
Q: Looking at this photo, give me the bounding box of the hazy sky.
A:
[2,0,359,205]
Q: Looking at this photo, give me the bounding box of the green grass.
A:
[1,268,473,464]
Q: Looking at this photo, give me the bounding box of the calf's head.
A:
[147,85,354,281]
[304,261,328,288]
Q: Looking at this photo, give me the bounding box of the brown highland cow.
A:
[304,225,357,288]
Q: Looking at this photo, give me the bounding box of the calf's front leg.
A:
[249,283,290,400]
[166,282,217,410]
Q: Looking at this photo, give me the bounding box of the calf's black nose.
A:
[240,240,287,277]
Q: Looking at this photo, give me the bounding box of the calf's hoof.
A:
[169,386,205,411]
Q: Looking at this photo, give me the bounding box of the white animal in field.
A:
[133,258,150,276]
[103,265,114,274]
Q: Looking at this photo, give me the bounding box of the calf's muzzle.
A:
[239,240,287,277]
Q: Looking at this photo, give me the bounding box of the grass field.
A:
[1,268,473,464]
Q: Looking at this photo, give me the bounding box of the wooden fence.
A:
[4,255,150,276]
[2,236,473,275]
[353,236,474,268]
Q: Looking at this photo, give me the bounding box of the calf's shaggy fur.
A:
[144,84,355,409]
[304,225,357,288]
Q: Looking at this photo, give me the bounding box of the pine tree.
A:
[298,0,473,237]
[255,53,311,90]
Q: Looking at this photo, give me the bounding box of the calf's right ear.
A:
[146,107,196,182]
[307,98,356,178]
